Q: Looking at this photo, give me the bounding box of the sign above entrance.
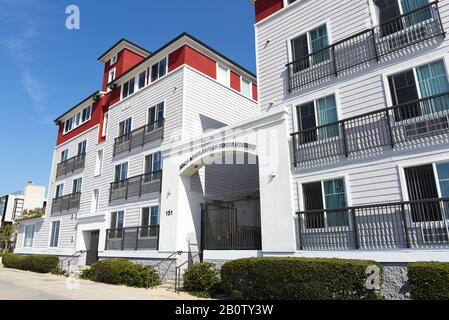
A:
[180,142,257,170]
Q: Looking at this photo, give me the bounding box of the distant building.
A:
[0,182,47,226]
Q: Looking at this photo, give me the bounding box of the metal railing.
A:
[297,197,449,251]
[287,2,445,92]
[175,252,203,293]
[147,251,183,290]
[291,92,449,165]
[109,171,162,202]
[56,154,86,178]
[114,119,164,156]
[51,192,81,214]
[105,226,160,251]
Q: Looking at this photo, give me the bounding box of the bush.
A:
[183,262,221,298]
[221,257,383,300]
[81,259,160,288]
[2,253,59,274]
[409,262,449,300]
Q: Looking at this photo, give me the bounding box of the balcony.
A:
[297,198,449,251]
[113,120,164,157]
[51,192,81,214]
[291,92,449,166]
[109,171,162,203]
[56,154,86,179]
[105,226,159,251]
[286,2,445,92]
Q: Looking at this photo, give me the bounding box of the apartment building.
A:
[253,0,449,261]
[14,0,449,274]
[0,182,46,227]
[14,33,262,269]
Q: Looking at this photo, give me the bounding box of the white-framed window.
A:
[122,77,136,99]
[49,221,60,248]
[77,140,87,155]
[302,178,349,229]
[95,149,103,176]
[114,162,128,182]
[61,149,69,162]
[217,64,229,86]
[241,78,252,98]
[142,206,160,226]
[148,102,165,125]
[55,184,64,198]
[144,152,162,173]
[151,57,167,83]
[118,118,132,137]
[108,68,116,84]
[138,70,147,90]
[24,224,35,248]
[290,24,330,69]
[387,59,449,122]
[102,112,109,138]
[111,54,118,65]
[73,177,82,193]
[91,188,100,213]
[63,105,93,134]
[296,94,339,143]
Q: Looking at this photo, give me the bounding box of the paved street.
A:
[0,267,199,300]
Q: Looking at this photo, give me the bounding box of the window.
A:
[217,65,229,86]
[388,60,449,121]
[122,77,136,99]
[151,58,167,82]
[108,68,116,84]
[63,105,93,134]
[114,162,128,182]
[91,189,100,213]
[61,149,69,162]
[64,118,73,133]
[145,152,162,173]
[302,178,349,229]
[286,0,297,4]
[141,206,159,237]
[49,221,60,248]
[73,178,82,193]
[138,71,146,89]
[148,102,164,125]
[55,184,64,198]
[296,94,339,143]
[102,113,109,138]
[111,54,117,65]
[12,198,24,220]
[77,140,87,155]
[374,0,431,37]
[118,118,132,137]
[241,79,252,98]
[95,149,103,176]
[110,211,124,238]
[82,105,92,122]
[291,24,329,70]
[0,197,7,219]
[24,225,35,248]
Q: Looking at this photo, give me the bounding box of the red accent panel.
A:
[168,45,217,79]
[255,0,284,23]
[102,48,145,91]
[230,71,241,92]
[252,83,258,101]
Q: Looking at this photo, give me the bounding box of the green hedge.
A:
[2,253,59,274]
[409,262,449,300]
[221,257,383,300]
[183,262,221,298]
[81,259,160,288]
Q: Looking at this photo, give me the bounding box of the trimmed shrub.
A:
[183,262,221,298]
[409,262,449,300]
[81,259,160,288]
[2,253,59,274]
[221,257,383,300]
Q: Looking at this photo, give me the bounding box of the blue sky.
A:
[0,0,256,196]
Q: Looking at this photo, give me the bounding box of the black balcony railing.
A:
[114,119,164,156]
[105,226,160,251]
[51,192,81,214]
[109,171,162,203]
[291,92,449,165]
[56,154,86,178]
[297,198,449,251]
[287,2,445,92]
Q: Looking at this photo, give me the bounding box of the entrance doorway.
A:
[86,230,100,266]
